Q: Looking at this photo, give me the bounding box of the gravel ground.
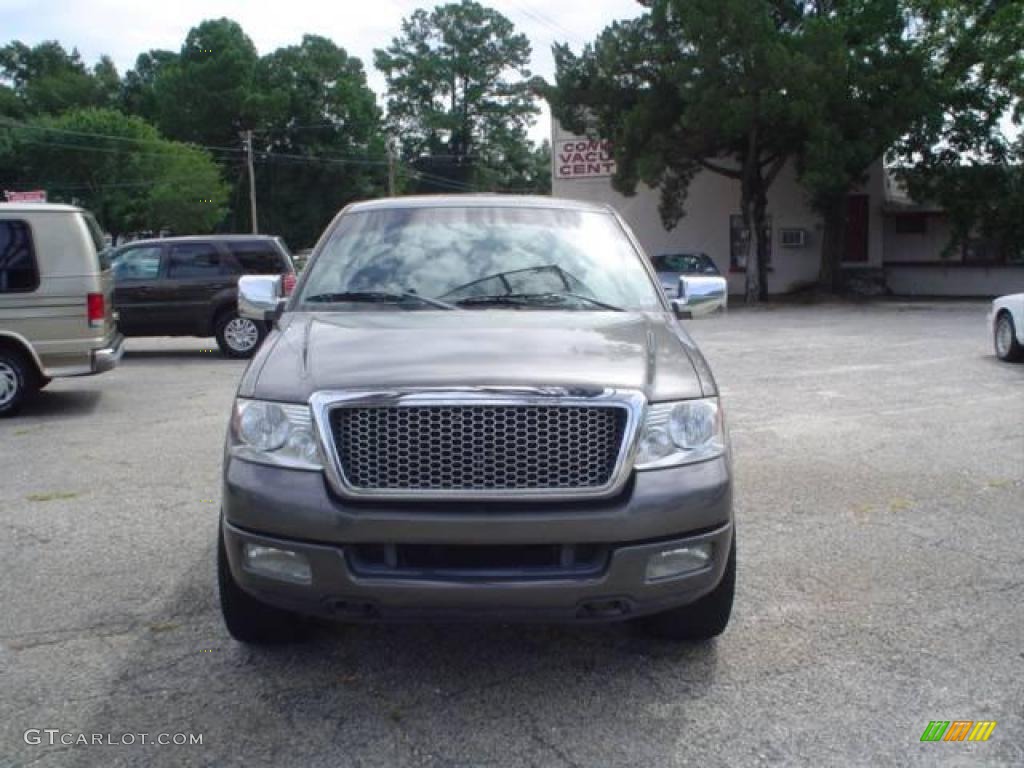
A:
[1,301,1022,767]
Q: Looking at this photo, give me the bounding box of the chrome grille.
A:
[331,404,628,493]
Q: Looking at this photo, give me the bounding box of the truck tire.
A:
[218,527,307,644]
[0,348,36,418]
[215,311,265,359]
[635,533,735,642]
[994,312,1024,362]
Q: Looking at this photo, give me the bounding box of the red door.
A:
[845,195,869,263]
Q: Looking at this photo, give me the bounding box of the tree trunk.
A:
[818,195,847,293]
[741,195,759,304]
[752,183,770,301]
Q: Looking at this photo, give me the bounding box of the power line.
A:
[0,116,243,156]
[4,136,221,161]
[4,136,483,193]
[2,120,491,193]
[250,122,351,135]
[252,148,391,168]
[3,176,229,191]
[2,132,400,171]
[502,1,587,47]
[1,116,396,163]
[249,148,483,191]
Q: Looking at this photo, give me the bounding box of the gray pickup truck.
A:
[218,196,734,644]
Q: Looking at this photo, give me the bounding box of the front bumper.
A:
[223,518,733,622]
[222,456,733,622]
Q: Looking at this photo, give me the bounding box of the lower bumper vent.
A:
[349,543,608,580]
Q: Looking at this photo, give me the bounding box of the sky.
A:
[0,0,645,143]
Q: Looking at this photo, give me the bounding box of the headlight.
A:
[231,399,322,470]
[635,398,725,470]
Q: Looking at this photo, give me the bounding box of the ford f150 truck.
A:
[218,196,734,644]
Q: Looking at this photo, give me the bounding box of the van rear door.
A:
[80,212,117,338]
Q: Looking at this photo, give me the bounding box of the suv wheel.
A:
[994,312,1023,362]
[0,349,36,418]
[635,533,736,642]
[215,312,265,359]
[217,527,307,644]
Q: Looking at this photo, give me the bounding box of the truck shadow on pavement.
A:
[66,545,722,767]
[15,389,102,420]
[122,348,237,362]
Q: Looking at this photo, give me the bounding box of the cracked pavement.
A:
[1,302,1022,767]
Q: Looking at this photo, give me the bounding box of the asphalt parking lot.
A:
[1,302,1022,767]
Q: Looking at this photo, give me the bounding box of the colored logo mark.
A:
[920,720,997,742]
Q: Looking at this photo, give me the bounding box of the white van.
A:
[0,203,124,416]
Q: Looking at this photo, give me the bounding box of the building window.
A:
[0,220,39,293]
[890,213,928,235]
[729,215,772,272]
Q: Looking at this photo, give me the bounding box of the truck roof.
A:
[346,195,613,214]
[0,202,84,214]
[112,234,284,248]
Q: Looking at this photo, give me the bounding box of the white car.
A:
[990,293,1024,362]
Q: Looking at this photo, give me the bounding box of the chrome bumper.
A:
[92,333,125,373]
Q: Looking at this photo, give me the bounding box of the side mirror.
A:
[671,275,728,319]
[239,275,286,323]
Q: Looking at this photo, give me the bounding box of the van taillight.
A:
[87,293,105,328]
[283,273,297,296]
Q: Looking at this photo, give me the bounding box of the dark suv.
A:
[110,235,295,358]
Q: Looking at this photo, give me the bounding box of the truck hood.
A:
[241,311,716,403]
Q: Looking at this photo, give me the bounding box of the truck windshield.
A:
[297,206,662,311]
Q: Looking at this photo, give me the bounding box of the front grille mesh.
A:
[331,405,628,492]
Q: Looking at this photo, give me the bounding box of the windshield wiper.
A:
[455,292,624,311]
[304,291,458,310]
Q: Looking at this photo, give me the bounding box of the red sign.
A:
[555,139,616,180]
[4,190,47,203]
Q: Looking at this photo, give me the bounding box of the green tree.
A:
[550,0,808,302]
[149,18,261,149]
[0,41,118,115]
[92,56,121,106]
[494,138,551,194]
[253,35,388,246]
[374,0,544,192]
[1,108,227,237]
[791,1,935,292]
[147,144,230,234]
[120,49,177,122]
[891,0,1024,261]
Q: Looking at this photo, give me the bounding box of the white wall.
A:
[882,214,956,263]
[885,266,1024,297]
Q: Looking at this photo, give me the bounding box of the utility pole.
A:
[386,140,397,197]
[243,129,258,234]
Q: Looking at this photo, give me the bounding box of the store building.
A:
[551,122,1024,297]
